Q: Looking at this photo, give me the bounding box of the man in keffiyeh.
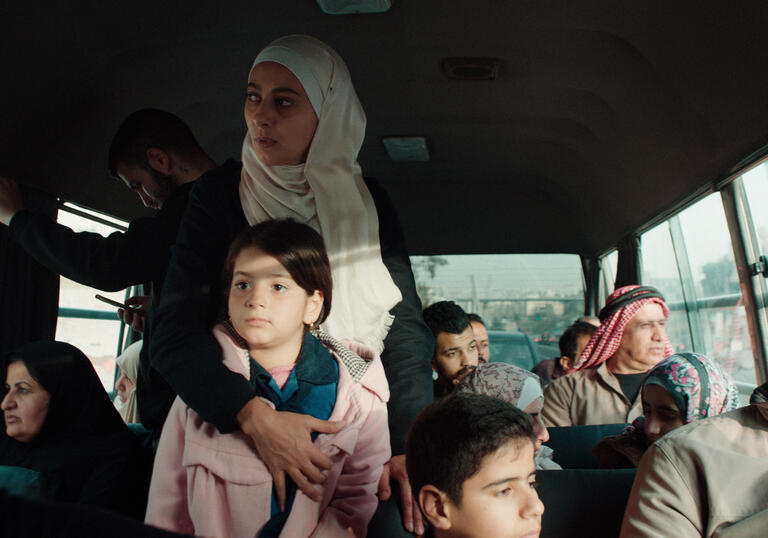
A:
[541,285,674,426]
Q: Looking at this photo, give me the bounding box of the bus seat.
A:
[537,468,637,538]
[367,488,414,538]
[0,465,44,499]
[126,422,154,452]
[546,424,627,469]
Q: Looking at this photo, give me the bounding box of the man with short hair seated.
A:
[422,301,479,398]
[542,285,673,426]
[467,313,489,363]
[532,319,597,386]
[621,398,768,537]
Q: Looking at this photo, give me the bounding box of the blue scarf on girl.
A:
[252,331,339,537]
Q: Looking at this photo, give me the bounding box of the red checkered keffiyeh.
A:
[571,285,673,371]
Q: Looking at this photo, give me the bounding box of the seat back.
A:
[546,423,627,468]
[0,465,44,499]
[537,468,637,538]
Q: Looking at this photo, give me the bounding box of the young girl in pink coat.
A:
[145,219,390,537]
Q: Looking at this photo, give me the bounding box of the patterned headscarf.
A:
[643,352,738,424]
[456,362,543,410]
[572,285,673,371]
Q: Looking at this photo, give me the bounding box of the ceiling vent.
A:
[317,0,392,14]
[442,57,501,80]
[382,137,430,161]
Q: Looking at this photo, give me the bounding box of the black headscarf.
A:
[0,340,149,518]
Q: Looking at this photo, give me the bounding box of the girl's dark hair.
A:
[222,219,332,325]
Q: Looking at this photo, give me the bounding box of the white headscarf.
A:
[114,340,140,424]
[239,35,402,353]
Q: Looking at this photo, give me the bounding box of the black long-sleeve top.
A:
[147,161,433,454]
[8,181,194,305]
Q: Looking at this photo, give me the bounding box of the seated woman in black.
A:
[0,340,149,518]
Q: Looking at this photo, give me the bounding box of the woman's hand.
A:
[378,454,425,535]
[237,397,345,510]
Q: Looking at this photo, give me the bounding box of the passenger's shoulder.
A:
[193,160,242,192]
[659,405,760,447]
[545,367,591,392]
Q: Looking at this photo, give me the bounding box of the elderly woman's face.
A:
[115,369,135,404]
[244,61,319,166]
[1,361,51,443]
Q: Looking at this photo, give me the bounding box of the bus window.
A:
[411,254,585,365]
[741,161,768,252]
[640,222,693,353]
[599,249,618,305]
[55,203,132,392]
[641,192,756,388]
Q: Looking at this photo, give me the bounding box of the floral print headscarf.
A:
[643,352,738,424]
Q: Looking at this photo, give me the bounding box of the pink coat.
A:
[145,325,391,538]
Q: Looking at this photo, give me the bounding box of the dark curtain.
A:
[0,188,59,355]
[614,234,642,289]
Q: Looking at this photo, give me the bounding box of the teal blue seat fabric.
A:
[0,465,43,499]
[537,468,637,538]
[546,423,627,469]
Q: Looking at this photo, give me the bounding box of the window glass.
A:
[411,254,584,365]
[742,161,768,255]
[55,206,129,391]
[677,194,753,384]
[641,193,754,385]
[599,249,618,303]
[640,222,693,353]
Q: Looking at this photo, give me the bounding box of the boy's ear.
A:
[559,355,572,371]
[418,485,452,531]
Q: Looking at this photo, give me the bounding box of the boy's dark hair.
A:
[222,219,333,324]
[423,301,470,339]
[107,108,203,178]
[406,392,535,505]
[558,320,597,359]
[467,313,485,327]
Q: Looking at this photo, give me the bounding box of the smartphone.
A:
[95,294,142,310]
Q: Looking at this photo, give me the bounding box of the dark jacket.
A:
[146,161,433,454]
[8,181,194,305]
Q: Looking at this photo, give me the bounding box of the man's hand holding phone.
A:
[96,294,150,333]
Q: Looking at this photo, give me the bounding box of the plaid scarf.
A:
[572,285,673,371]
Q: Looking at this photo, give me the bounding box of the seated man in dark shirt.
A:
[532,319,597,386]
[423,301,480,398]
[467,313,490,363]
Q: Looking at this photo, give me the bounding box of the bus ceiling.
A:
[2,3,768,257]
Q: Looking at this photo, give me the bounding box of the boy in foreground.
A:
[406,392,544,538]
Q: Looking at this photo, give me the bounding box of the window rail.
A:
[665,293,741,311]
[58,307,120,321]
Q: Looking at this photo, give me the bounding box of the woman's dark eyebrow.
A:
[247,82,300,96]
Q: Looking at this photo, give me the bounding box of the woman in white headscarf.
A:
[113,341,140,424]
[150,35,432,533]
